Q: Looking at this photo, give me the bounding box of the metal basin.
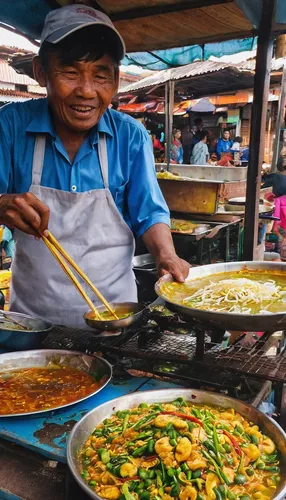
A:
[155,261,286,332]
[84,302,146,331]
[67,388,286,500]
[0,311,53,350]
[0,349,112,417]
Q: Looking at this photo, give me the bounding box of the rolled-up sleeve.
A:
[127,131,170,237]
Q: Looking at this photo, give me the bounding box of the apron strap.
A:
[31,135,46,186]
[98,133,109,188]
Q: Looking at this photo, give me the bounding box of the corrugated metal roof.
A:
[0,59,37,85]
[118,58,284,94]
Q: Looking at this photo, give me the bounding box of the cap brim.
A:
[44,21,126,60]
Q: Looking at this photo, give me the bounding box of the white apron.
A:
[10,133,137,327]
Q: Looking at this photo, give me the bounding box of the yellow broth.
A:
[80,399,281,500]
[86,310,132,321]
[161,269,286,315]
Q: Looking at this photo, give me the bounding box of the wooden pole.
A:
[242,0,275,261]
[276,34,286,59]
[271,62,286,172]
[166,77,175,170]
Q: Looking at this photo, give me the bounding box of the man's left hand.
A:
[157,254,190,282]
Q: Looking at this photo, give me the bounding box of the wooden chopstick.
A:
[46,231,119,320]
[42,235,103,320]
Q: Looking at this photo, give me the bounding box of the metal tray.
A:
[155,261,286,332]
[67,388,286,500]
[0,349,112,417]
[155,163,248,182]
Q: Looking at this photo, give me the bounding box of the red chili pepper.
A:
[223,430,242,456]
[120,476,140,483]
[159,411,204,428]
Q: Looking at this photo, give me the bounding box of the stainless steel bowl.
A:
[0,349,112,417]
[155,261,286,332]
[0,311,53,350]
[67,388,286,500]
[84,302,146,331]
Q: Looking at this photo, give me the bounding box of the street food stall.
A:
[0,1,286,500]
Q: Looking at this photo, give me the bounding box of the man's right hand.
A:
[0,193,50,236]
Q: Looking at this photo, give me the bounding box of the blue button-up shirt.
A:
[0,98,170,237]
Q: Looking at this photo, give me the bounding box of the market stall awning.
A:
[0,1,285,70]
[117,58,284,100]
[117,89,280,114]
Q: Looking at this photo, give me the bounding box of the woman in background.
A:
[170,129,183,164]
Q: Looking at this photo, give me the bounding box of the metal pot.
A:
[155,261,286,332]
[0,349,112,417]
[0,311,53,350]
[67,388,286,500]
[83,302,145,331]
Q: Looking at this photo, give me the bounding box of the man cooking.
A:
[0,5,189,327]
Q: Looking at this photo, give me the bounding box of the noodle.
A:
[161,270,286,315]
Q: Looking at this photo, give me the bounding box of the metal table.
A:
[0,374,180,500]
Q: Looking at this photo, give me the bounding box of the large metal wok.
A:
[67,388,286,500]
[155,261,286,332]
[0,349,112,417]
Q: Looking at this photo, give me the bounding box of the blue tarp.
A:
[123,38,257,70]
[0,0,284,70]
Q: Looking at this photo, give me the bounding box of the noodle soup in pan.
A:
[161,269,286,315]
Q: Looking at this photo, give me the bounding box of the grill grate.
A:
[41,313,286,384]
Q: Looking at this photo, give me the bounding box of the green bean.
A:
[155,470,163,487]
[140,493,150,500]
[98,449,110,464]
[132,445,148,457]
[202,450,230,486]
[214,487,223,500]
[186,471,192,481]
[234,474,246,485]
[213,426,221,457]
[89,480,97,486]
[139,469,149,480]
[227,491,237,500]
[181,463,189,473]
[144,479,153,488]
[256,461,265,470]
[264,466,279,472]
[246,467,254,476]
[250,434,259,445]
[239,496,250,500]
[170,438,177,446]
[122,414,130,434]
[172,397,187,408]
[116,410,130,419]
[139,403,148,409]
[148,439,155,453]
[170,483,180,497]
[136,482,145,491]
[223,443,232,453]
[167,468,175,477]
[122,482,136,500]
[218,485,227,499]
[81,470,88,479]
[133,413,159,431]
[149,471,155,479]
[192,469,202,479]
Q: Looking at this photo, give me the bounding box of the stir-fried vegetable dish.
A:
[80,399,281,500]
[160,270,286,315]
[0,367,99,415]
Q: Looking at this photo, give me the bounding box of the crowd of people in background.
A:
[151,117,250,166]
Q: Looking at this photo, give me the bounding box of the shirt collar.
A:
[26,98,114,142]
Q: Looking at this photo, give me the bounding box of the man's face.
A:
[223,131,230,140]
[35,52,118,134]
